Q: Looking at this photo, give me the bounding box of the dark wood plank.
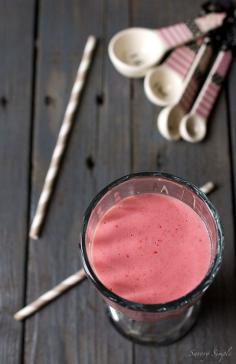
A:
[131,0,236,363]
[0,0,35,363]
[24,1,133,363]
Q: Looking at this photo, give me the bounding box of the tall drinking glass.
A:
[80,172,223,344]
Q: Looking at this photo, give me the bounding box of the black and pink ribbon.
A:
[192,50,232,119]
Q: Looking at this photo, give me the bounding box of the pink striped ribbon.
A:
[192,50,232,119]
[166,46,197,77]
[158,23,193,48]
[157,12,225,50]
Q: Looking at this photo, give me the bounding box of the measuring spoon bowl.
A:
[180,114,206,143]
[144,65,184,106]
[108,28,165,78]
[157,105,185,141]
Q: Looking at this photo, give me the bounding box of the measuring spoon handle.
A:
[157,12,225,50]
[192,50,233,120]
[165,41,202,78]
[179,43,213,111]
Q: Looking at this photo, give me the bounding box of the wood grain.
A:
[24,0,132,363]
[0,1,35,363]
[131,1,236,363]
[1,0,235,363]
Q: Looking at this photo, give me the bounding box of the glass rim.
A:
[80,172,224,313]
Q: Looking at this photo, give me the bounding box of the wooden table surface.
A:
[1,0,235,363]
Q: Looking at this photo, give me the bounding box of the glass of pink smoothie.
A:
[80,172,223,344]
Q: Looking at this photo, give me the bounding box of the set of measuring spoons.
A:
[108,3,235,143]
[158,38,233,142]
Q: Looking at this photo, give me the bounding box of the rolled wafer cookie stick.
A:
[29,36,97,240]
[14,269,86,321]
[14,182,215,321]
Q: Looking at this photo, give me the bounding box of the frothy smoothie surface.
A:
[91,193,211,304]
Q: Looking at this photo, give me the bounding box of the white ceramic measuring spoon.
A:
[144,42,202,106]
[157,42,213,140]
[108,12,225,78]
[180,49,233,142]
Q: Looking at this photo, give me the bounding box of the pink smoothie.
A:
[91,193,211,304]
